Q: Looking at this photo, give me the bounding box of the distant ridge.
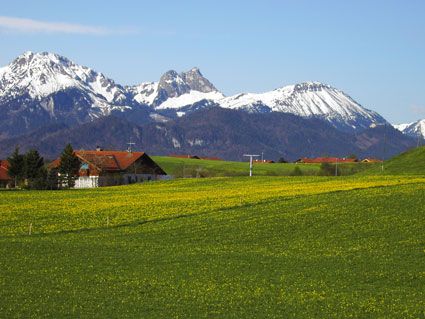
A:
[0,51,416,160]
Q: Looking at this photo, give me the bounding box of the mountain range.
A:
[0,51,419,160]
[394,120,425,140]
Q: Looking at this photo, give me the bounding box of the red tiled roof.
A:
[0,160,10,181]
[0,160,9,169]
[50,151,146,172]
[49,150,167,176]
[75,150,145,171]
[200,157,222,161]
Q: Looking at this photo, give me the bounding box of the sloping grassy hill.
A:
[364,146,425,175]
[1,176,425,317]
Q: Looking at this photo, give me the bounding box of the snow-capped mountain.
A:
[128,81,158,105]
[0,51,156,138]
[0,51,389,139]
[394,119,425,138]
[129,67,224,112]
[218,82,386,132]
[0,51,129,110]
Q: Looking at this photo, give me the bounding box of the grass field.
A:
[152,156,373,177]
[363,146,425,175]
[1,175,425,318]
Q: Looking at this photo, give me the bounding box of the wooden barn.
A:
[51,150,168,188]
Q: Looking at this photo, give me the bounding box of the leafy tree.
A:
[319,162,340,176]
[59,144,80,188]
[7,146,25,187]
[290,166,303,176]
[277,157,288,163]
[319,162,333,176]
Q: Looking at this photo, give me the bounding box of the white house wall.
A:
[75,176,99,189]
[74,174,171,188]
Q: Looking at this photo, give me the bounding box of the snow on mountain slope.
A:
[0,51,390,136]
[128,81,158,105]
[218,82,385,132]
[127,67,223,110]
[0,51,129,112]
[395,119,425,138]
[394,123,412,132]
[156,90,224,109]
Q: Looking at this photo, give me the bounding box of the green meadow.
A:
[1,173,425,318]
[152,156,373,177]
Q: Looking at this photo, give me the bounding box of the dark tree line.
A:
[7,144,80,190]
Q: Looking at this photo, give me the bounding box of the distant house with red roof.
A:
[0,160,12,188]
[199,156,223,161]
[51,149,168,188]
[361,158,383,163]
[296,157,357,164]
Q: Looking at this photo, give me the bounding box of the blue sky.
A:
[1,0,424,123]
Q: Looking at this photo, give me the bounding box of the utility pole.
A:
[261,151,264,162]
[243,154,260,177]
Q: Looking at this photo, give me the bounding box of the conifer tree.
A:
[46,168,59,190]
[7,146,25,187]
[23,149,46,188]
[59,144,80,188]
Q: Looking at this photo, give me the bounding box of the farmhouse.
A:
[51,150,168,188]
[296,157,357,164]
[0,160,12,188]
[361,158,383,163]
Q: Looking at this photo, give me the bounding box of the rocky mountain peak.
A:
[152,67,219,106]
[157,70,191,99]
[180,67,217,93]
[293,81,331,93]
